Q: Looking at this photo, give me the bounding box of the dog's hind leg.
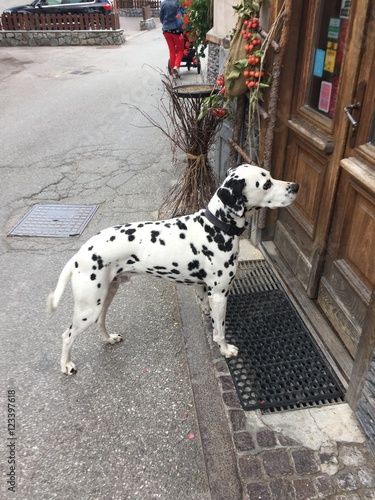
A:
[61,310,97,375]
[96,278,124,344]
[209,292,239,358]
[195,284,210,316]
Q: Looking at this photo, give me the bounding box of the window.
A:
[307,0,352,118]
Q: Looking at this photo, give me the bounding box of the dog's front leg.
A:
[209,293,239,357]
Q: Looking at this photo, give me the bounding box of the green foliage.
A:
[181,0,211,60]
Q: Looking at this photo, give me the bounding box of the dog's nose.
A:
[290,183,299,193]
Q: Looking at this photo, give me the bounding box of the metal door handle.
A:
[344,103,361,129]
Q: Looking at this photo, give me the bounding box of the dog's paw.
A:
[106,334,123,345]
[221,344,239,358]
[62,361,77,375]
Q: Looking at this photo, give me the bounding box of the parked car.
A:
[3,0,114,15]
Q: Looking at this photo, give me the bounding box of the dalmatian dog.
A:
[47,164,299,375]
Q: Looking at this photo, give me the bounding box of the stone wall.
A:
[356,350,375,455]
[118,8,159,17]
[206,38,230,84]
[0,29,125,47]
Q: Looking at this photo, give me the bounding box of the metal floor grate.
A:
[226,260,345,412]
[8,204,99,238]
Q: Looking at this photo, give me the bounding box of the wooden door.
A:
[317,1,375,403]
[269,0,375,384]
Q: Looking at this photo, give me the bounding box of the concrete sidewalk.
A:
[0,18,374,500]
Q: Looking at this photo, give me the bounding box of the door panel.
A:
[318,161,375,357]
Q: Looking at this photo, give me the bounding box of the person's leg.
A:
[174,33,185,69]
[163,32,176,69]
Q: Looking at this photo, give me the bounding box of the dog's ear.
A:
[217,178,246,217]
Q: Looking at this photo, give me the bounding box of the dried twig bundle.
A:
[136,75,224,218]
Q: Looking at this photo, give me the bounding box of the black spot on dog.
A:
[159,239,166,246]
[171,269,180,275]
[92,265,97,270]
[176,220,187,230]
[263,179,272,190]
[151,231,159,243]
[128,235,135,241]
[188,260,199,270]
[256,181,259,188]
[117,268,124,274]
[137,223,144,228]
[217,178,246,214]
[190,269,207,280]
[75,262,79,268]
[218,270,223,277]
[110,235,116,242]
[92,254,98,261]
[97,299,101,306]
[190,243,198,255]
[204,224,216,237]
[88,246,93,251]
[82,318,87,321]
[261,172,266,176]
[154,266,167,270]
[172,262,178,267]
[126,229,136,235]
[180,233,186,239]
[90,273,96,281]
[131,254,140,262]
[97,283,101,288]
[202,245,214,260]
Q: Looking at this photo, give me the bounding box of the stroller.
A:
[168,34,201,75]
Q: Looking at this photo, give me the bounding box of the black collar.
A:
[204,208,245,236]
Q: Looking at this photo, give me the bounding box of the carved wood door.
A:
[271,0,375,384]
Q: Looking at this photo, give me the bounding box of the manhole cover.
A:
[8,204,99,237]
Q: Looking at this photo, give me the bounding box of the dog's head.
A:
[217,164,299,217]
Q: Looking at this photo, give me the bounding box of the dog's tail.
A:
[47,258,74,312]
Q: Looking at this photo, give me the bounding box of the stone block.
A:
[238,456,262,480]
[315,475,336,497]
[263,450,293,477]
[293,478,317,499]
[246,482,272,500]
[233,432,255,453]
[140,18,156,31]
[292,449,320,475]
[257,429,277,448]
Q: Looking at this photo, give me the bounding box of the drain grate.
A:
[8,204,99,237]
[226,261,345,412]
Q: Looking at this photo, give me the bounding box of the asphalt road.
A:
[0,19,222,500]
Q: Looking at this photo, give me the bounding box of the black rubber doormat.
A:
[226,261,345,412]
[8,204,99,237]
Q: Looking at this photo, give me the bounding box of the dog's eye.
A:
[263,179,272,190]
